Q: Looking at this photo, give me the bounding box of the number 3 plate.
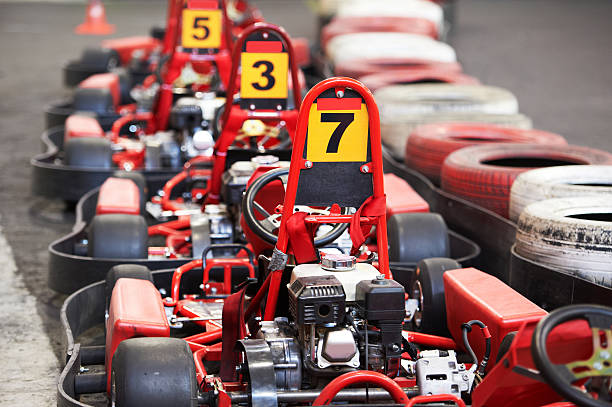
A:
[307,98,369,163]
[182,9,222,49]
[241,52,289,99]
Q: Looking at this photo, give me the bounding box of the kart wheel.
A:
[515,196,612,287]
[81,47,121,72]
[405,123,567,184]
[105,264,153,310]
[387,213,450,287]
[410,257,461,336]
[88,214,148,259]
[441,143,612,218]
[73,87,114,114]
[64,137,112,169]
[115,68,134,105]
[111,337,197,407]
[150,26,166,41]
[381,113,532,161]
[212,104,224,139]
[509,165,612,222]
[112,171,147,214]
[495,331,517,364]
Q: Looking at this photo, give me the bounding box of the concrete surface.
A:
[0,0,610,405]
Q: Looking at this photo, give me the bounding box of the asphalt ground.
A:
[0,0,610,405]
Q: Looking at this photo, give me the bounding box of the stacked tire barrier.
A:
[316,0,612,289]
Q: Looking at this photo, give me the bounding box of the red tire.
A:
[321,16,438,49]
[406,123,568,183]
[334,59,461,79]
[360,69,480,93]
[440,143,612,218]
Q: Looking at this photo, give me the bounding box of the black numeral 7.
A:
[321,112,354,153]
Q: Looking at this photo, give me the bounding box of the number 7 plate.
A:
[306,98,369,163]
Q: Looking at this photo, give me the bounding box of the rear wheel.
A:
[105,264,153,310]
[64,137,112,168]
[88,214,148,259]
[111,337,198,407]
[410,257,461,336]
[387,213,450,270]
[112,171,148,214]
[73,87,114,114]
[81,48,120,72]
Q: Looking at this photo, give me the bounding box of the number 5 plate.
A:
[182,8,222,50]
[307,98,369,163]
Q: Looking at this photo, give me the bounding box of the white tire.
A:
[515,197,612,287]
[336,0,444,33]
[326,33,456,66]
[509,165,612,222]
[376,84,519,118]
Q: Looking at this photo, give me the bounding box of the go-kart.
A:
[47,0,264,131]
[62,0,263,87]
[46,77,479,294]
[32,22,306,202]
[57,78,612,407]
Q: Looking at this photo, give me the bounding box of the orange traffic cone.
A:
[75,0,115,35]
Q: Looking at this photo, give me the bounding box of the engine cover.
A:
[289,262,381,302]
[288,274,345,326]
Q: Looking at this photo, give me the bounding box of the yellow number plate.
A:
[306,100,369,162]
[182,9,222,49]
[240,52,289,99]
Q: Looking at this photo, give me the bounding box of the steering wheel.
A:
[532,304,612,407]
[242,168,349,246]
[234,119,292,152]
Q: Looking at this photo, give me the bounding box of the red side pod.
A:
[79,72,120,107]
[443,268,547,366]
[383,173,429,217]
[105,278,170,393]
[64,114,104,142]
[96,178,141,215]
[101,36,159,65]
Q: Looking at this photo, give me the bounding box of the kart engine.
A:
[143,95,224,168]
[248,254,407,390]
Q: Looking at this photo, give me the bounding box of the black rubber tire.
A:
[73,87,114,114]
[115,67,134,105]
[112,171,148,214]
[105,264,153,310]
[88,214,148,259]
[81,47,121,71]
[64,137,112,169]
[387,212,450,264]
[150,26,166,41]
[111,337,198,407]
[411,257,461,336]
[495,331,517,364]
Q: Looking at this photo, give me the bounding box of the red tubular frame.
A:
[313,371,409,406]
[404,394,466,407]
[404,331,457,350]
[262,77,388,321]
[206,22,303,202]
[155,0,235,131]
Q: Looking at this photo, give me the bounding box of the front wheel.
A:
[111,337,198,407]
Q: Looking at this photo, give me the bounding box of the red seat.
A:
[105,278,169,392]
[79,73,120,107]
[64,114,104,142]
[96,177,140,215]
[383,173,429,217]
